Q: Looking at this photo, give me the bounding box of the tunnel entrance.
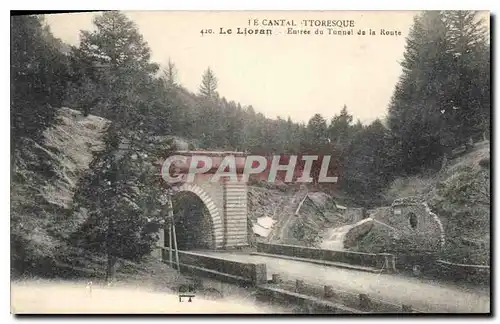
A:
[168,192,214,251]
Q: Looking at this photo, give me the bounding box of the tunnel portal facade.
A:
[155,151,249,255]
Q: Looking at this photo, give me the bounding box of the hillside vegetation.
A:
[10,108,188,284]
[385,141,490,265]
[248,141,490,270]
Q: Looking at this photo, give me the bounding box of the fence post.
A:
[295,279,305,293]
[380,253,396,273]
[249,263,267,286]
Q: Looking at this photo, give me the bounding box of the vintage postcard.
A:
[10,10,491,314]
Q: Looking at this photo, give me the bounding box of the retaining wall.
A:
[161,248,267,285]
[257,281,420,313]
[256,242,396,272]
[255,285,366,314]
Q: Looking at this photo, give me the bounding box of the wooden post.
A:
[168,225,173,267]
[172,222,180,272]
[168,194,180,272]
[295,279,305,293]
[380,253,396,273]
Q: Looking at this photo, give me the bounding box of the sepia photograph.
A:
[10,10,491,315]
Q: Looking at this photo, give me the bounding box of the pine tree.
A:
[444,11,490,143]
[306,114,329,151]
[224,101,244,150]
[387,11,455,175]
[388,11,489,175]
[285,117,301,154]
[161,58,178,88]
[72,11,166,282]
[199,67,218,99]
[11,15,69,148]
[72,135,173,269]
[241,105,264,153]
[76,11,159,124]
[329,105,354,151]
[343,119,391,205]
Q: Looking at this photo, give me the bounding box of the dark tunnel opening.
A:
[166,192,214,251]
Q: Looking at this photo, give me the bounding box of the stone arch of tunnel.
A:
[169,183,224,250]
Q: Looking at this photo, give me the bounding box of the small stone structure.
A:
[390,196,445,248]
[316,196,445,252]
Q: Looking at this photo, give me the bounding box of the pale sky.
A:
[45,11,432,124]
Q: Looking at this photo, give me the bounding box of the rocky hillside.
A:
[11,108,110,275]
[247,184,359,247]
[11,107,190,283]
[381,141,491,265]
[247,141,490,268]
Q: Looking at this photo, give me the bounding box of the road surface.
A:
[11,280,290,314]
[196,250,490,313]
